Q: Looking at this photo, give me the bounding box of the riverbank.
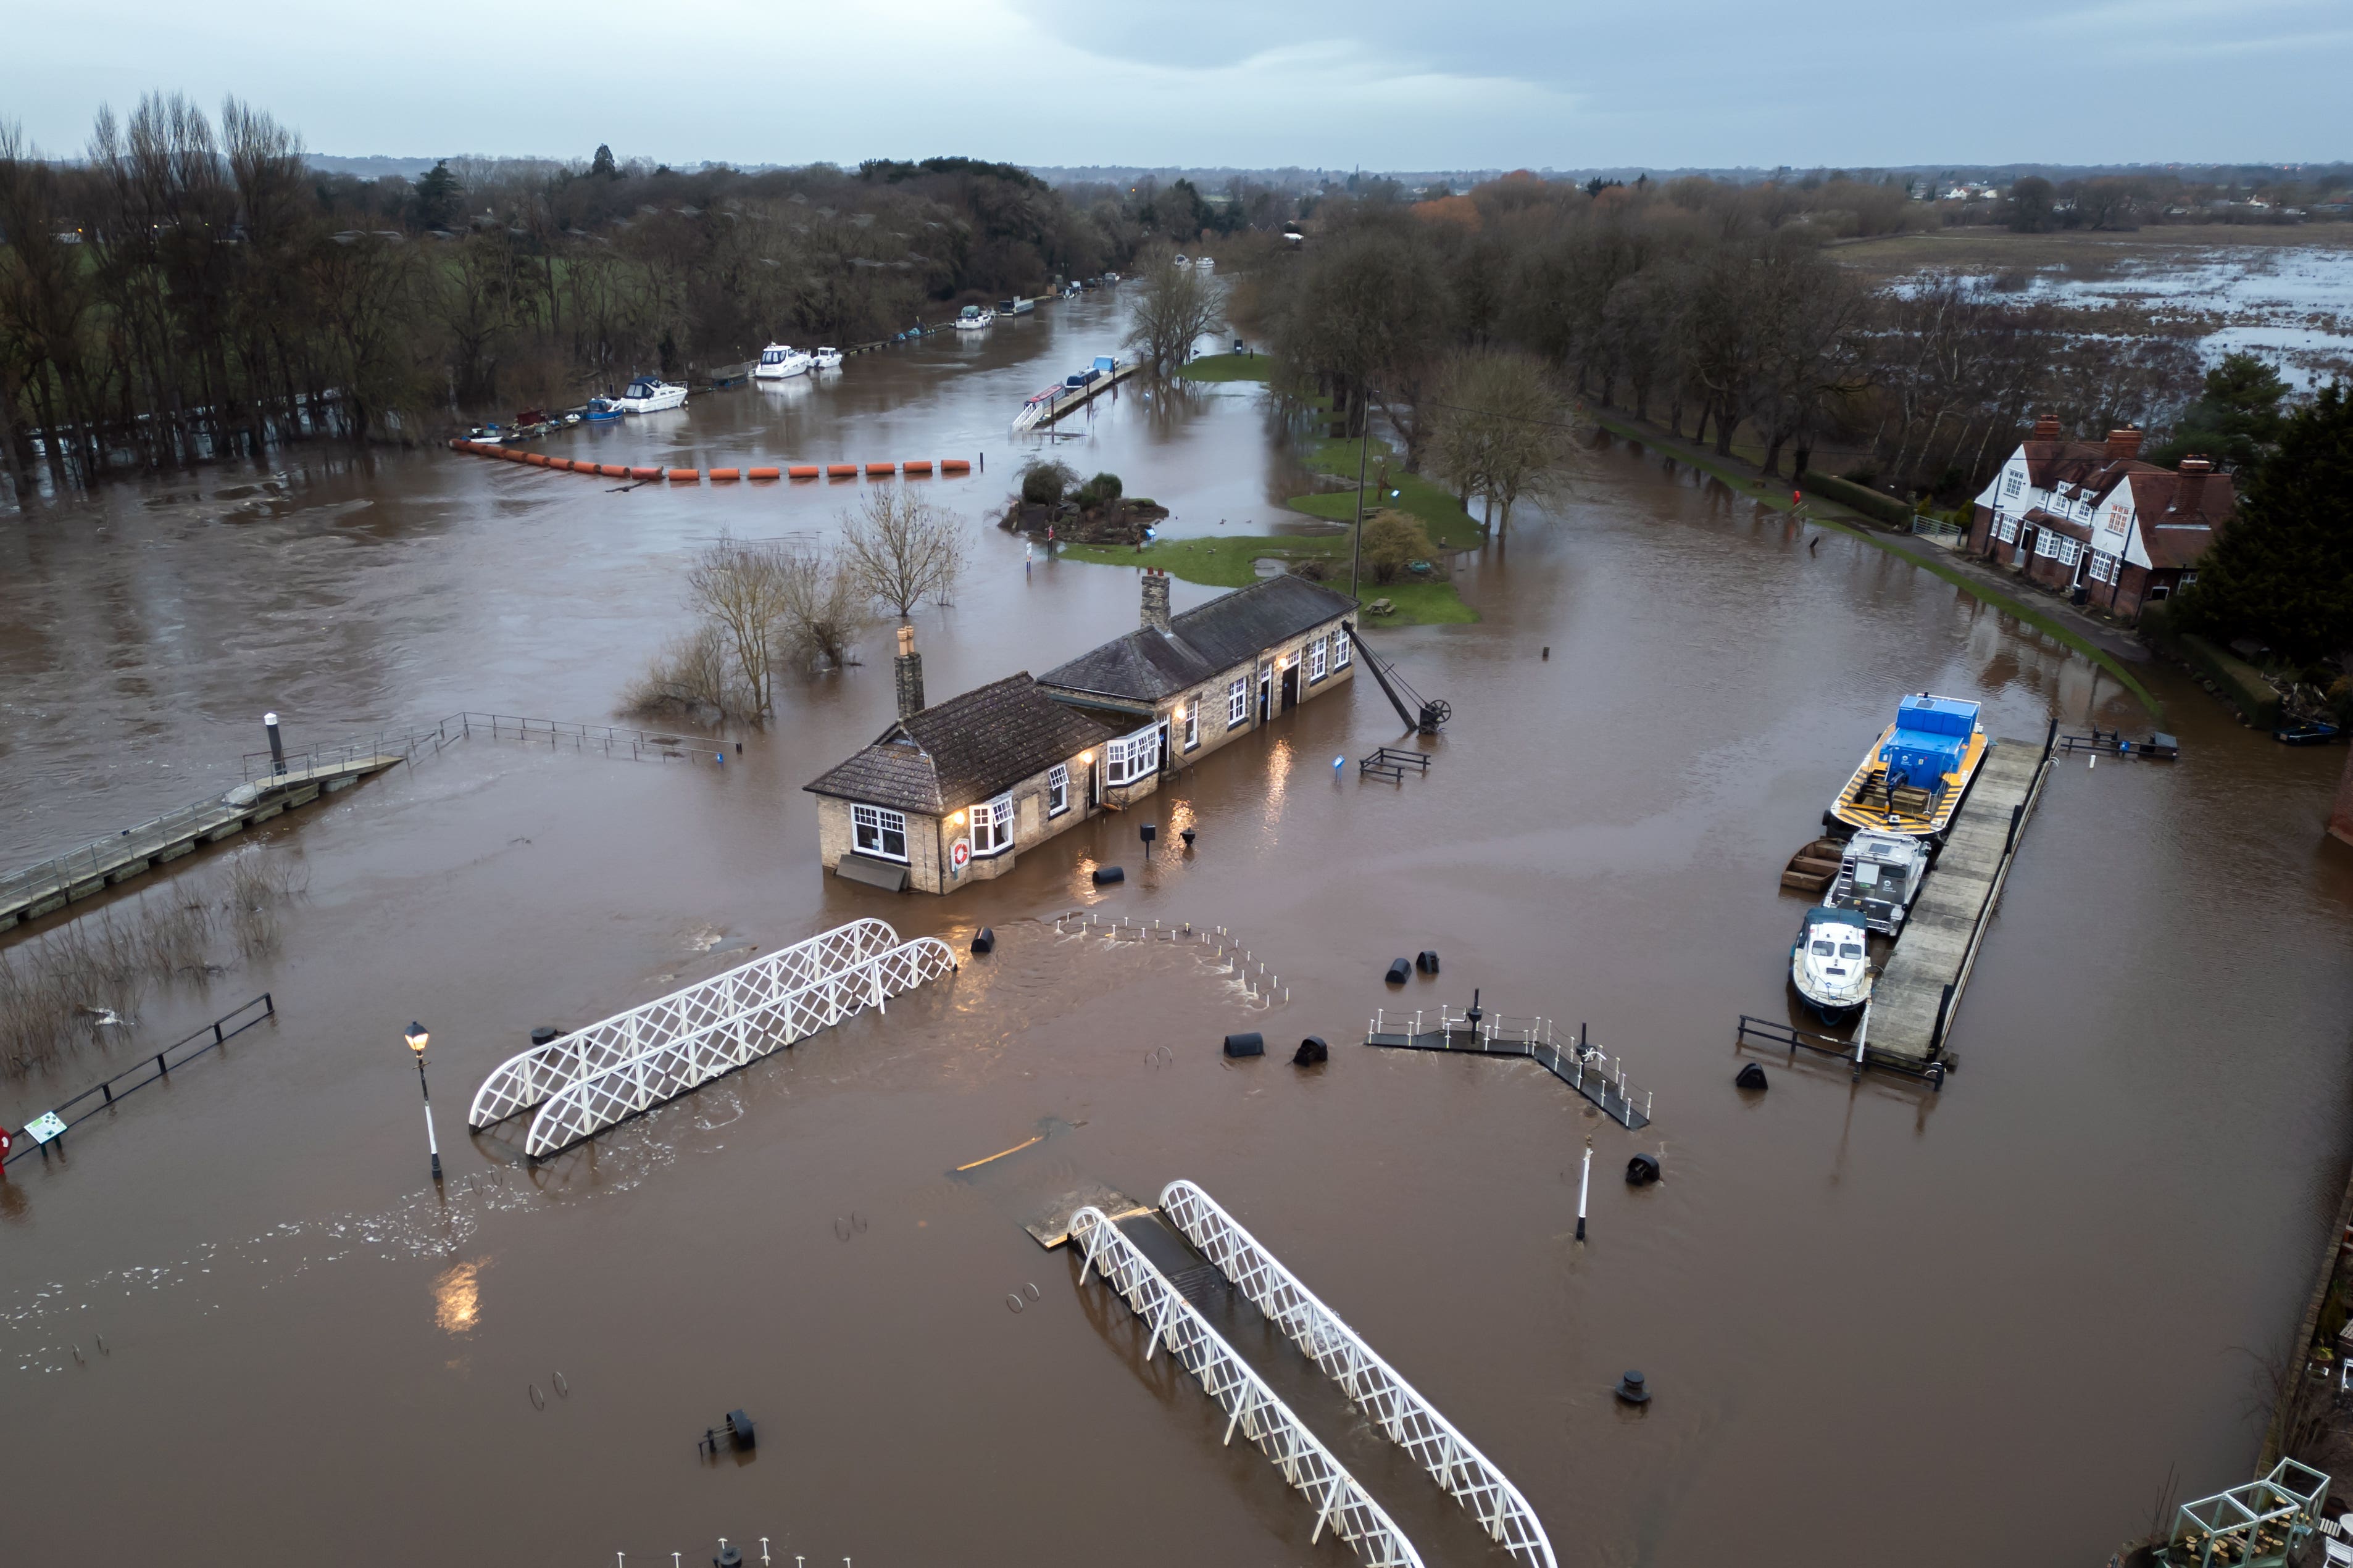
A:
[1587,407,2164,716]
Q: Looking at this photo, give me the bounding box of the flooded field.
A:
[4,293,2352,1566]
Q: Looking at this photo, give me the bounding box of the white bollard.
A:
[1576,1135,1592,1242]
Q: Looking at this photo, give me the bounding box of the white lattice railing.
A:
[1159,1180,1556,1568]
[520,937,957,1157]
[1068,1206,1424,1568]
[469,918,901,1129]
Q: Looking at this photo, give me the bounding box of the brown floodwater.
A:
[5,294,2353,1567]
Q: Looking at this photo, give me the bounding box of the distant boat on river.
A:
[754,343,810,380]
[812,346,843,371]
[612,376,688,414]
[956,305,996,331]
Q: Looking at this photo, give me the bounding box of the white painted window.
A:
[2088,551,2118,584]
[1227,675,1249,727]
[1996,516,2018,544]
[2054,537,2081,567]
[2002,471,2022,499]
[1333,626,1351,668]
[1047,764,1069,817]
[1104,726,1161,787]
[852,803,908,863]
[1309,636,1327,682]
[2180,570,2199,587]
[1183,696,1199,750]
[970,795,1013,857]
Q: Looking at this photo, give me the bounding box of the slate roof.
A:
[803,673,1119,816]
[2126,470,2236,569]
[1038,575,1359,703]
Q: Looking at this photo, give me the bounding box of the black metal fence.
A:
[3,993,275,1166]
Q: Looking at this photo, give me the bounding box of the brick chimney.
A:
[893,624,925,720]
[2173,455,2211,516]
[2032,412,2061,442]
[1141,568,1172,633]
[2105,427,2143,462]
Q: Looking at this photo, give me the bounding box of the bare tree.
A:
[777,545,868,670]
[1430,349,1580,536]
[1123,246,1225,376]
[839,487,967,618]
[686,532,794,719]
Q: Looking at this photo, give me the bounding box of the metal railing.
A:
[240,711,729,781]
[1068,1205,1424,1568]
[4,993,275,1165]
[469,918,901,1129]
[0,797,230,911]
[1158,1180,1555,1568]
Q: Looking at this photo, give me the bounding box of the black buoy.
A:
[1735,1062,1769,1091]
[1384,958,1411,984]
[970,926,994,955]
[530,1026,559,1047]
[1140,823,1157,845]
[1625,1152,1661,1186]
[1092,865,1124,884]
[726,1409,756,1449]
[1542,647,1550,660]
[1223,1032,1265,1059]
[1465,987,1483,1028]
[1415,950,1440,975]
[718,1547,744,1567]
[1293,1035,1328,1065]
[1180,828,1196,848]
[1614,1371,1651,1406]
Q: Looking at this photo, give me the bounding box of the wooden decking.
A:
[1865,739,2052,1065]
[0,756,404,933]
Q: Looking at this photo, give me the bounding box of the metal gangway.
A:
[1068,1206,1424,1568]
[469,918,956,1158]
[1159,1182,1557,1568]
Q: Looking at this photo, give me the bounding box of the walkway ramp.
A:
[1160,1181,1557,1568]
[1069,1205,1424,1568]
[468,917,954,1157]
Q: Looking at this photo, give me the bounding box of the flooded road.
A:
[5,294,2353,1567]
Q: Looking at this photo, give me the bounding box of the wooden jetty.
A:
[0,755,402,933]
[1013,359,1141,432]
[1862,734,2055,1066]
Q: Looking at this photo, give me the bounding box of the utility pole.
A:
[1350,399,1372,600]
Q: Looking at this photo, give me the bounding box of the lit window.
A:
[970,795,1013,857]
[1183,696,1199,750]
[1309,636,1327,682]
[1047,764,1069,817]
[1333,626,1351,668]
[852,803,908,863]
[1228,675,1249,727]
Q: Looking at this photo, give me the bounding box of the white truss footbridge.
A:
[467,917,956,1158]
[1068,1206,1424,1568]
[1159,1180,1557,1568]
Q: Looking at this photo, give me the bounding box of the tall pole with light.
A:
[1349,396,1371,601]
[405,1021,442,1181]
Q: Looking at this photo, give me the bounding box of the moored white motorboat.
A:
[955,304,995,331]
[1194,254,1215,270]
[754,342,811,380]
[811,347,843,370]
[612,375,688,414]
[1790,906,1873,1023]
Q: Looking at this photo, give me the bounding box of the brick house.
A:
[1967,418,2236,620]
[1034,569,1359,805]
[804,629,1120,894]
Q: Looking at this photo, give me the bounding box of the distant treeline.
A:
[0,96,1290,493]
[1252,173,2239,504]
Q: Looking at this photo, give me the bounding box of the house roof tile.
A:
[802,673,1118,815]
[1038,575,1359,703]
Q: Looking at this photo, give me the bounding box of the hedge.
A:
[2141,604,2282,727]
[1796,468,1914,529]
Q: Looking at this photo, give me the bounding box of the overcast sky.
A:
[12,0,2350,171]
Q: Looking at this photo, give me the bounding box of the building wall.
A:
[938,748,1097,892]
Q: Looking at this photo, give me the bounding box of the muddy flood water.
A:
[5,294,2352,1567]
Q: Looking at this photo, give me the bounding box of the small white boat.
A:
[811,347,843,371]
[612,375,688,414]
[1194,255,1215,270]
[1828,830,1931,936]
[754,343,810,380]
[1791,906,1873,1023]
[955,305,995,331]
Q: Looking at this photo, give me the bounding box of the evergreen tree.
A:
[589,143,618,179]
[2152,351,2289,471]
[412,159,460,230]
[2174,382,2353,665]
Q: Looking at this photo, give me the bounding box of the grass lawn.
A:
[1054,533,1476,626]
[1296,433,1488,550]
[1176,353,1273,383]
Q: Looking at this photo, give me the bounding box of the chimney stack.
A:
[894,624,925,720]
[2105,427,2143,463]
[2032,412,2061,442]
[2174,455,2211,516]
[1141,569,1172,633]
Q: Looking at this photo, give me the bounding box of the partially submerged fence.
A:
[4,993,275,1166]
[241,711,730,782]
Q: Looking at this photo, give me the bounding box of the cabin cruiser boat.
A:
[955,304,995,331]
[581,397,623,422]
[754,342,810,380]
[1790,906,1873,1023]
[811,346,843,371]
[1194,254,1215,269]
[1826,830,1930,935]
[612,375,688,414]
[1829,693,1988,840]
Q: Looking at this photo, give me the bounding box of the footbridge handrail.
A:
[469,918,902,1129]
[1068,1206,1424,1568]
[1159,1180,1557,1568]
[520,935,957,1158]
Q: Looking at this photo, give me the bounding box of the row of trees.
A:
[0,96,1158,494]
[1254,173,2228,508]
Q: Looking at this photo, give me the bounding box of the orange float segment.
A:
[827,463,857,478]
[939,458,972,473]
[709,467,741,481]
[864,461,895,477]
[601,463,630,478]
[668,467,702,482]
[746,467,780,481]
[788,465,820,479]
[630,465,661,480]
[902,459,933,475]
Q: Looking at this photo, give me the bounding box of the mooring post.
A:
[1930,982,1955,1053]
[263,711,287,777]
[1576,1135,1591,1242]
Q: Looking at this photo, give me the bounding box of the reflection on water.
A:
[431,1257,488,1335]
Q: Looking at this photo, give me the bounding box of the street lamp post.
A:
[405,1021,442,1181]
[1349,405,1371,600]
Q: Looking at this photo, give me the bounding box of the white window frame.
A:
[2034,529,2059,557]
[968,794,1013,858]
[1046,764,1069,818]
[1995,516,2018,544]
[2002,471,2022,498]
[1183,696,1199,751]
[1103,726,1161,787]
[2180,570,2199,587]
[2055,537,2081,567]
[852,803,909,863]
[1309,636,1327,682]
[1227,675,1249,728]
[1333,626,1351,668]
